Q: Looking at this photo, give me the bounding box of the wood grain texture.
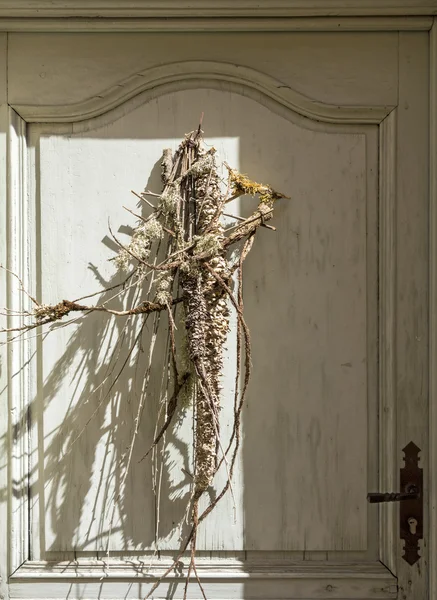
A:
[240,121,372,552]
[8,580,397,600]
[378,110,398,574]
[394,32,429,599]
[0,33,6,104]
[0,0,435,18]
[30,90,378,556]
[0,108,9,599]
[7,33,398,111]
[10,60,395,126]
[0,17,433,32]
[10,560,397,599]
[7,109,31,574]
[0,31,8,598]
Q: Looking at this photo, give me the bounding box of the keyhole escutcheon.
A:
[408,517,418,535]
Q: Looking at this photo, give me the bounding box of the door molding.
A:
[9,559,397,599]
[0,1,435,32]
[11,61,395,126]
[0,0,435,18]
[6,108,32,575]
[429,16,437,600]
[0,16,433,32]
[378,110,397,575]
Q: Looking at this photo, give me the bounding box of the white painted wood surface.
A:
[0,31,9,600]
[9,561,397,600]
[31,91,374,555]
[392,31,429,600]
[0,25,433,600]
[7,109,31,575]
[10,61,395,126]
[8,33,398,110]
[378,111,398,575]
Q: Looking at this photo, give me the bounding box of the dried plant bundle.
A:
[1,124,287,599]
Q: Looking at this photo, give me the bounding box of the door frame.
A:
[429,17,437,600]
[0,0,435,19]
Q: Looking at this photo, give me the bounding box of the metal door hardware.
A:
[408,517,418,535]
[367,441,423,565]
[367,489,419,503]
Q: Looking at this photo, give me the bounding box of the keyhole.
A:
[408,517,418,535]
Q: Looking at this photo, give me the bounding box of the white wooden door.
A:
[0,25,431,600]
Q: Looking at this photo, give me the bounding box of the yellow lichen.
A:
[225,164,289,205]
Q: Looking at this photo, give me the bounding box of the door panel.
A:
[1,30,429,600]
[34,90,376,556]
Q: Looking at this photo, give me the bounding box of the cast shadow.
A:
[3,159,194,557]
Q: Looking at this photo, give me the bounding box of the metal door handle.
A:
[367,486,419,503]
[367,442,423,565]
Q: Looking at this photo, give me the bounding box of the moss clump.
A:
[226,164,288,205]
[193,233,223,257]
[115,216,163,270]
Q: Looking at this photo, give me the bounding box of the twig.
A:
[138,372,190,463]
[131,189,158,209]
[141,189,162,199]
[0,265,40,306]
[123,205,175,237]
[0,297,182,334]
[223,212,276,231]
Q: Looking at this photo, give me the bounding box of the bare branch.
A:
[0,297,182,334]
[0,264,39,306]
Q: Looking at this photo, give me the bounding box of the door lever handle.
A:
[367,488,419,503]
[367,442,423,565]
